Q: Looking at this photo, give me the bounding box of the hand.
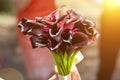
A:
[49,65,81,80]
[49,72,81,80]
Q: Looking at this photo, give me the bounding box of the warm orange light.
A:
[115,0,120,5]
[104,0,120,8]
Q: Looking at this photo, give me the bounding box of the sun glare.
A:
[104,0,120,10]
[114,0,120,5]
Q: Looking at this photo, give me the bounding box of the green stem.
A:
[51,50,79,76]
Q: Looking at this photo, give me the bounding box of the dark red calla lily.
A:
[18,8,99,55]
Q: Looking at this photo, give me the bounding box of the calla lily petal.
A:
[30,36,49,48]
[71,32,89,49]
[18,7,99,55]
[18,18,29,34]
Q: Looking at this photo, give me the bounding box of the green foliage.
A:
[51,50,79,76]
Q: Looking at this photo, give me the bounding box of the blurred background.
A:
[0,0,120,80]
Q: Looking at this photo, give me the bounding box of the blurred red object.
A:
[17,0,56,20]
[16,0,56,80]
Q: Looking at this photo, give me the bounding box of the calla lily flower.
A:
[18,7,99,76]
[18,8,99,55]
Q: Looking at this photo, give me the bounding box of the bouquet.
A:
[18,7,99,80]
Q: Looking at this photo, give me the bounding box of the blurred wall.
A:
[0,0,15,13]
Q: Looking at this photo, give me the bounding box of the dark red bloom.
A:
[18,8,99,55]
